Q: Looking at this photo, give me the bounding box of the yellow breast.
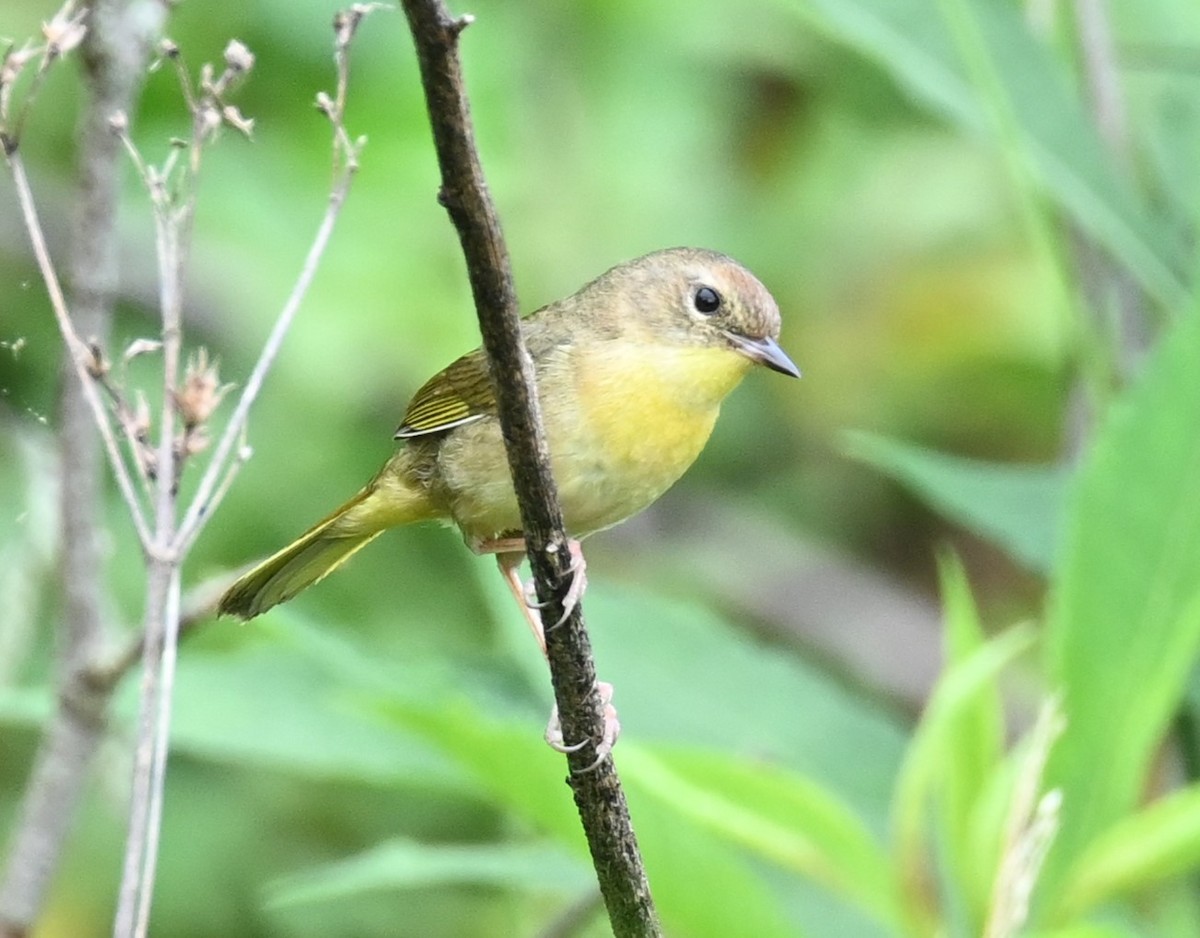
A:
[546,340,753,535]
[433,340,753,542]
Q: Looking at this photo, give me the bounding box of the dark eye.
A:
[693,286,722,314]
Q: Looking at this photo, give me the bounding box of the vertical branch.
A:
[113,561,180,938]
[115,18,369,937]
[398,3,660,935]
[0,2,165,935]
[113,44,217,938]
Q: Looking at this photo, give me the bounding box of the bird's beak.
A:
[725,331,801,378]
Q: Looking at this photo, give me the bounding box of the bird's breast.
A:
[545,341,752,534]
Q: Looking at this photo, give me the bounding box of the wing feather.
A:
[394,348,496,438]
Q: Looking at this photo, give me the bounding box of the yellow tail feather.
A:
[219,476,438,620]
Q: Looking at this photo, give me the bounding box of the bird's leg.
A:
[494,548,545,653]
[473,535,614,767]
[472,535,589,629]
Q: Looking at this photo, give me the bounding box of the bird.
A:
[218,246,799,758]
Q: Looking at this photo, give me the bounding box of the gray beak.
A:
[724,331,801,378]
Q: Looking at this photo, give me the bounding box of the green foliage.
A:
[6,0,1200,935]
[845,432,1067,573]
[264,839,594,910]
[1039,310,1200,916]
[785,0,1189,309]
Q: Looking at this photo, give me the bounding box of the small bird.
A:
[219,247,799,754]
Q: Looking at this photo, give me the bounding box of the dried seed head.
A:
[1,42,39,88]
[42,4,88,59]
[183,426,210,457]
[174,349,230,429]
[332,10,355,49]
[198,102,221,140]
[223,39,254,73]
[0,43,38,123]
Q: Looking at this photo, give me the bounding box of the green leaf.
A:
[264,839,593,909]
[891,624,1036,928]
[367,582,913,936]
[1061,783,1200,918]
[138,620,466,787]
[619,746,901,931]
[1042,310,1200,911]
[1026,926,1142,938]
[845,430,1068,573]
[380,703,805,938]
[932,552,1006,928]
[781,0,1189,308]
[481,578,908,833]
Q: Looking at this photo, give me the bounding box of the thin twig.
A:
[117,20,371,931]
[93,368,155,498]
[173,161,356,549]
[88,570,231,693]
[113,32,260,937]
[175,65,364,552]
[133,564,181,937]
[1072,0,1128,162]
[398,3,660,935]
[5,154,153,549]
[113,561,174,938]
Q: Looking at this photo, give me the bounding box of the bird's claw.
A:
[520,539,588,629]
[546,540,588,632]
[545,681,620,772]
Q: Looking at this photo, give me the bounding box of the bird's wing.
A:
[394,348,497,438]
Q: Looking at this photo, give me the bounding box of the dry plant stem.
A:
[5,154,152,549]
[117,18,367,936]
[4,6,362,936]
[0,3,165,935]
[174,160,357,551]
[175,9,364,552]
[114,126,194,938]
[114,564,181,938]
[398,3,660,935]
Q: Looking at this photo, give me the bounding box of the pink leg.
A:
[495,550,545,654]
[475,536,615,767]
[473,535,589,631]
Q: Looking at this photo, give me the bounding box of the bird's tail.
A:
[218,474,438,620]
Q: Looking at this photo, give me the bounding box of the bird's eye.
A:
[693,286,722,315]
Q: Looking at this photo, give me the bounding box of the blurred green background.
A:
[3,0,1199,935]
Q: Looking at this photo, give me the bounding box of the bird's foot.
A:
[545,680,619,773]
[544,538,587,632]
